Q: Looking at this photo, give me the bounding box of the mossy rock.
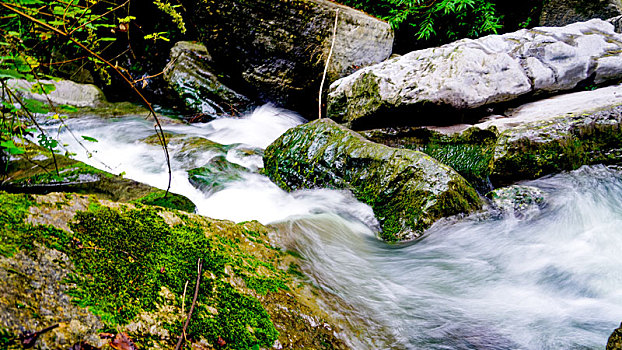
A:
[0,191,348,349]
[263,119,482,242]
[490,106,622,185]
[362,126,498,193]
[0,142,195,213]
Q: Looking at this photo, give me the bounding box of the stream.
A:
[44,105,622,349]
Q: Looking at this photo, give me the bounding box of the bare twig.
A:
[39,56,88,66]
[174,259,202,350]
[1,2,173,195]
[318,8,339,119]
[181,280,189,316]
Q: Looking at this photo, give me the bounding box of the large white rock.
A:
[327,19,622,127]
[7,79,106,108]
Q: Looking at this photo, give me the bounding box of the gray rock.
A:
[263,119,482,242]
[181,0,393,114]
[607,14,622,32]
[164,41,251,117]
[540,0,621,27]
[6,79,106,108]
[327,19,622,127]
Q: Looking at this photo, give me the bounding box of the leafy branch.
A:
[0,0,173,194]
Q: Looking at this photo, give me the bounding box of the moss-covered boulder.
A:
[0,191,348,349]
[471,85,622,185]
[0,142,195,213]
[164,41,252,118]
[362,126,498,193]
[180,0,393,115]
[263,119,482,241]
[607,322,622,350]
[362,83,622,188]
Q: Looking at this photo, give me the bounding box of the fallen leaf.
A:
[109,332,137,350]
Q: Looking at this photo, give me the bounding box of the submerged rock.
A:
[187,155,249,194]
[182,0,393,114]
[0,191,348,349]
[164,41,251,118]
[540,0,621,27]
[263,119,482,241]
[327,19,622,128]
[487,185,546,217]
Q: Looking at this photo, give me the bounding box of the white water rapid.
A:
[46,105,622,349]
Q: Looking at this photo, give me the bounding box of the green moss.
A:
[0,328,17,349]
[132,191,196,212]
[421,143,495,187]
[0,192,35,257]
[64,205,283,348]
[15,162,112,185]
[0,191,286,348]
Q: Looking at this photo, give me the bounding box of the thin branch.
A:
[1,80,60,175]
[39,56,88,66]
[68,0,130,36]
[174,259,202,350]
[1,1,173,195]
[318,8,339,119]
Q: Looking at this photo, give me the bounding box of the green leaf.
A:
[0,69,26,80]
[81,135,98,143]
[0,140,25,155]
[31,82,56,95]
[16,0,44,4]
[22,98,50,114]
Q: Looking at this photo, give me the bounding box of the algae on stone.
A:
[263,119,482,241]
[187,155,249,194]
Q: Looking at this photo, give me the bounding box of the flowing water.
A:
[45,105,622,349]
